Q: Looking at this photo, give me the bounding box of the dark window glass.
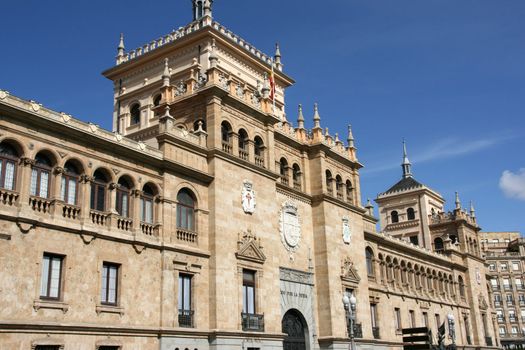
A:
[91,170,108,211]
[177,189,195,231]
[409,235,419,246]
[366,248,374,276]
[130,104,141,125]
[407,208,415,220]
[391,211,399,223]
[60,162,79,205]
[30,153,52,198]
[116,178,131,217]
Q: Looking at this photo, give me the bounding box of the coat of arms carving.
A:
[341,257,360,284]
[342,216,352,244]
[280,201,301,254]
[235,229,266,264]
[241,180,256,214]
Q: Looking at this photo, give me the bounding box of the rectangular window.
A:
[501,263,508,271]
[499,326,506,335]
[40,254,63,299]
[409,235,419,246]
[513,262,521,271]
[409,310,416,328]
[35,346,61,350]
[370,303,377,328]
[101,262,119,305]
[489,263,496,271]
[435,314,441,330]
[99,347,120,350]
[395,308,402,331]
[243,270,256,314]
[178,273,193,327]
[422,312,429,327]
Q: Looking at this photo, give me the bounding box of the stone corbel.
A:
[108,182,119,191]
[132,243,146,254]
[80,175,94,184]
[16,219,36,234]
[53,166,65,175]
[96,304,125,316]
[79,231,96,245]
[33,299,69,314]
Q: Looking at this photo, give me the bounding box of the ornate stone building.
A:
[0,2,499,350]
[481,231,525,349]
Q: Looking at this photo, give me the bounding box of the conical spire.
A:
[455,192,461,210]
[313,103,321,129]
[297,104,305,129]
[470,201,476,218]
[401,139,412,179]
[118,33,125,53]
[162,58,171,87]
[274,43,282,70]
[347,124,355,148]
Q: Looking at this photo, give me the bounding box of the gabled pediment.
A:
[236,230,266,264]
[341,257,361,284]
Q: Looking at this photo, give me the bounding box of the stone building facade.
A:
[0,2,500,350]
[481,231,525,349]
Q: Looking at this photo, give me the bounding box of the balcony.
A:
[178,309,194,328]
[486,337,493,346]
[509,316,518,323]
[241,312,264,332]
[293,180,301,191]
[254,154,264,168]
[0,188,18,206]
[238,148,249,161]
[507,301,515,306]
[29,196,53,214]
[221,141,232,154]
[504,286,513,291]
[498,317,506,323]
[176,228,198,244]
[494,301,502,307]
[372,327,380,339]
[280,176,289,186]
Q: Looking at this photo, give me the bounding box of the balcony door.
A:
[282,309,307,350]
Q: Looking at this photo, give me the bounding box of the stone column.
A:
[132,189,142,236]
[17,157,35,214]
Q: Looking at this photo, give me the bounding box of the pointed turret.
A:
[162,58,171,87]
[313,103,321,129]
[347,124,355,148]
[116,33,125,64]
[455,192,461,210]
[274,43,283,71]
[470,201,476,218]
[402,139,412,179]
[297,104,305,129]
[209,39,218,68]
[365,198,374,216]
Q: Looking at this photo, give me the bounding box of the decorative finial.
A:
[162,58,170,87]
[455,192,461,210]
[209,39,218,68]
[297,104,305,129]
[401,139,412,179]
[470,201,476,218]
[365,198,374,216]
[118,33,125,54]
[324,127,329,136]
[347,124,355,148]
[193,0,213,21]
[313,103,321,129]
[335,133,340,143]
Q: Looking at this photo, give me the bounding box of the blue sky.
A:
[1,1,524,232]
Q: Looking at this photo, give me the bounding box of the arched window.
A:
[407,208,415,220]
[61,161,80,205]
[335,175,343,200]
[254,136,264,167]
[130,103,141,125]
[0,142,19,190]
[221,121,232,153]
[434,237,444,252]
[90,169,109,211]
[279,158,288,185]
[30,153,52,198]
[345,180,353,202]
[177,189,195,231]
[116,177,132,217]
[366,247,375,276]
[153,95,162,107]
[391,210,399,223]
[238,129,249,160]
[292,164,301,190]
[140,183,156,224]
[325,170,333,195]
[458,276,465,298]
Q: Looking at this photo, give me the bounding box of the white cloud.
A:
[500,169,525,200]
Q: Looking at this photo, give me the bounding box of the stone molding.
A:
[279,267,314,286]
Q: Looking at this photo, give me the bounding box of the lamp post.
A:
[447,313,456,349]
[343,294,357,350]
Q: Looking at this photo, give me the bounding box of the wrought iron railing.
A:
[372,327,380,339]
[241,312,264,332]
[178,309,194,328]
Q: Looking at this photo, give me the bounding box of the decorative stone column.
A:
[17,157,35,213]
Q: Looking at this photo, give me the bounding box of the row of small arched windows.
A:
[365,247,466,298]
[326,170,354,202]
[128,95,162,126]
[391,208,416,223]
[221,121,265,167]
[0,140,197,231]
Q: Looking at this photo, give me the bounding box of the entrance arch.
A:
[282,309,308,350]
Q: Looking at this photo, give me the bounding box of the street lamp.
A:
[447,313,456,348]
[343,294,357,350]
